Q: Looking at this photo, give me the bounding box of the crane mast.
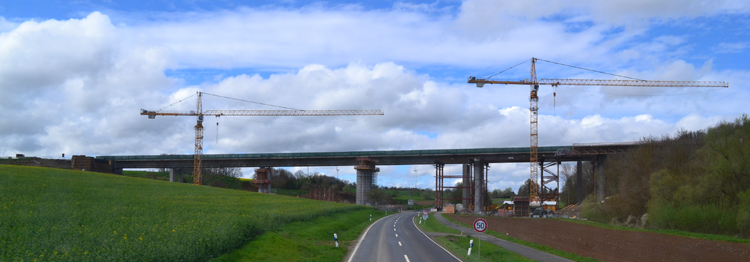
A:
[141,91,384,185]
[469,58,728,203]
[529,58,539,203]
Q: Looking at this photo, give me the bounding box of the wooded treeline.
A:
[581,114,750,237]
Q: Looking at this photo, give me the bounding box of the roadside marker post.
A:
[473,218,487,259]
[468,239,473,256]
[334,233,338,247]
[370,214,372,221]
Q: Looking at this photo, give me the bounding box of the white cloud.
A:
[714,42,750,54]
[0,3,748,191]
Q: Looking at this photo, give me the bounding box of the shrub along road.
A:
[446,214,750,262]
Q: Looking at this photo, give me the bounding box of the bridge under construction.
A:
[97,142,635,211]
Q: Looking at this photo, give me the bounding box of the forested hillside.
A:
[581,114,750,237]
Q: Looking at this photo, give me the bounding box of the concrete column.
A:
[576,160,583,204]
[355,159,378,206]
[177,168,184,183]
[170,168,176,182]
[462,163,471,208]
[474,159,484,213]
[254,167,272,193]
[595,156,606,203]
[356,169,374,205]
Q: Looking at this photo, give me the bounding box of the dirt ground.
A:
[446,214,750,262]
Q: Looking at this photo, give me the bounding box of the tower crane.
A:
[141,91,384,185]
[469,57,728,203]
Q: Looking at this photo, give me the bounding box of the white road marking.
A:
[394,228,396,231]
[346,215,389,262]
[395,234,398,237]
[404,254,411,262]
[398,241,402,246]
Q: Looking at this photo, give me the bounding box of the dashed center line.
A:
[394,228,396,231]
[395,234,398,237]
[404,254,411,262]
[398,241,402,246]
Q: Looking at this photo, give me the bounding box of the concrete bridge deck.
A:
[97,142,636,208]
[96,143,632,169]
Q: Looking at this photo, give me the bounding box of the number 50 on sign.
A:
[473,218,487,233]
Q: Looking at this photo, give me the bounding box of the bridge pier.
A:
[169,168,184,183]
[474,159,485,213]
[576,160,583,204]
[594,156,606,203]
[254,167,272,193]
[462,163,471,208]
[355,158,379,205]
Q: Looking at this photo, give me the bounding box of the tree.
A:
[422,188,434,200]
[368,189,393,205]
[517,179,540,197]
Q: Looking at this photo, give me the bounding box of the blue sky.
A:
[1,0,748,192]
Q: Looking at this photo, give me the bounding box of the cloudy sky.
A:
[1,0,748,192]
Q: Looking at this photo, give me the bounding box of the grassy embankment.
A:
[213,208,386,261]
[0,165,368,261]
[414,214,534,262]
[443,215,601,262]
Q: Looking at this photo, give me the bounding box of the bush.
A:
[647,201,738,235]
[737,189,750,237]
[580,194,616,223]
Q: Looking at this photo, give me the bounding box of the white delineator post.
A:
[468,239,473,256]
[334,233,338,247]
[370,214,372,221]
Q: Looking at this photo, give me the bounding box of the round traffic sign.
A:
[473,218,487,233]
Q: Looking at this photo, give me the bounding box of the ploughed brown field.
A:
[446,214,750,262]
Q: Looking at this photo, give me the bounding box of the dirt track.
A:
[446,214,750,262]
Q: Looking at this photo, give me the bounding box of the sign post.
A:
[334,233,338,247]
[473,218,487,259]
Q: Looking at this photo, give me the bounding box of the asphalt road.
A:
[347,211,461,262]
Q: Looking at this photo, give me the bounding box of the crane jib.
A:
[140,110,384,117]
[468,78,728,88]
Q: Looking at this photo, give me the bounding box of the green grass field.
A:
[213,208,387,261]
[0,165,362,261]
[414,214,534,262]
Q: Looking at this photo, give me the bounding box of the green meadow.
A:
[0,165,362,261]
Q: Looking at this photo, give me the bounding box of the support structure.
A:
[254,167,272,193]
[310,187,337,202]
[594,156,606,203]
[355,158,379,205]
[434,163,444,210]
[462,163,472,208]
[540,160,560,209]
[576,160,583,204]
[474,159,485,213]
[193,93,204,185]
[169,168,184,183]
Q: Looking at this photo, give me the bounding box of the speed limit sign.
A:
[473,218,487,233]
